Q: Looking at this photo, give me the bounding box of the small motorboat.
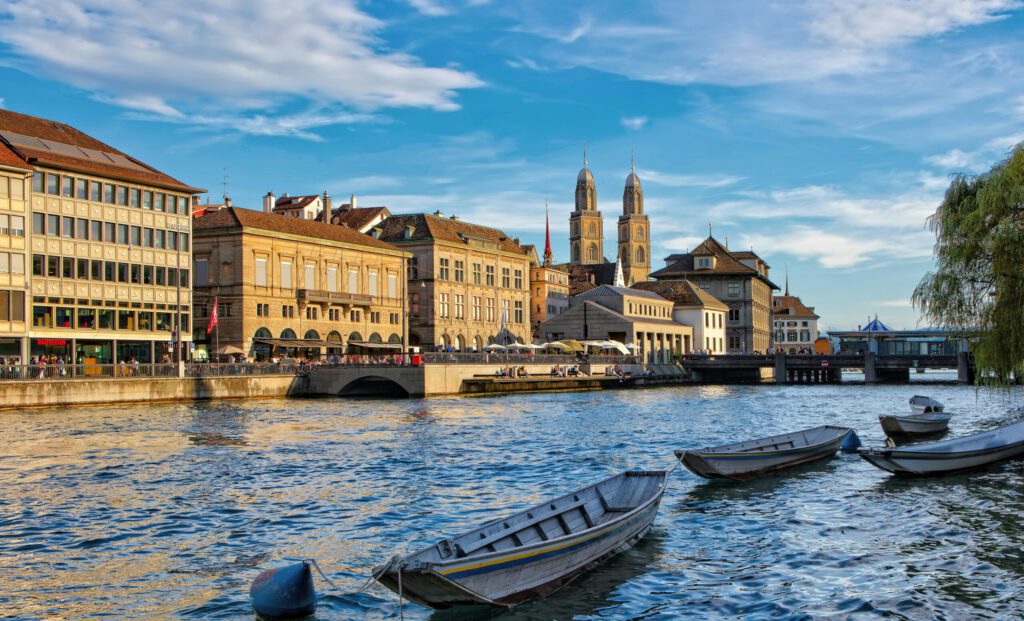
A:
[373,469,669,609]
[879,412,952,436]
[675,425,859,480]
[909,395,944,414]
[859,420,1024,476]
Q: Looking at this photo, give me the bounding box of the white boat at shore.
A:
[909,395,944,415]
[373,469,669,609]
[675,425,859,480]
[859,420,1024,476]
[879,412,953,436]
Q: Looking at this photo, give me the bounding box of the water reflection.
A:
[0,381,1022,619]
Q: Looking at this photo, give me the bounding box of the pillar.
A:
[864,351,877,384]
[957,352,973,385]
[774,351,787,384]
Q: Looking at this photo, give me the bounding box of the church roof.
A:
[577,165,594,184]
[625,171,641,189]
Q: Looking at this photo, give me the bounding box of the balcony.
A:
[297,289,372,306]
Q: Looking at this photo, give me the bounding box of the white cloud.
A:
[0,98,5,109]
[407,0,450,16]
[925,148,977,170]
[878,299,914,307]
[620,116,648,130]
[0,0,482,137]
[326,175,403,192]
[642,169,743,188]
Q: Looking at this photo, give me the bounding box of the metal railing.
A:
[0,362,305,381]
[420,352,641,365]
[185,362,305,377]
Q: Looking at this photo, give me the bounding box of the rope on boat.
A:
[306,558,338,589]
[397,560,405,621]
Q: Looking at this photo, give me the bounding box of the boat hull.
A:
[376,474,667,609]
[879,414,951,436]
[676,428,853,480]
[859,437,1024,476]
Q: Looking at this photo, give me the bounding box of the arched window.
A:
[254,327,272,339]
[588,222,596,236]
[388,333,401,344]
[572,221,579,236]
[326,331,343,354]
[253,328,273,361]
[455,335,466,351]
[280,328,297,339]
[636,247,645,264]
[636,226,644,240]
[304,329,320,340]
[473,335,483,351]
[572,243,580,262]
[588,188,595,208]
[587,244,598,262]
[348,331,362,343]
[368,332,382,343]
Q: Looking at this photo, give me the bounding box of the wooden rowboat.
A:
[879,412,952,436]
[859,420,1024,476]
[675,425,859,480]
[373,469,669,609]
[909,395,944,414]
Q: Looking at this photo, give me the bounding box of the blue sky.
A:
[2,0,1023,330]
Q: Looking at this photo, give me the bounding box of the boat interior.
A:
[698,425,848,455]
[404,470,666,566]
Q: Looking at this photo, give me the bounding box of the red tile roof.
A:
[333,206,389,231]
[773,294,819,319]
[0,143,29,169]
[0,108,203,192]
[376,213,528,255]
[193,207,404,252]
[273,195,318,212]
[652,236,778,289]
[632,280,728,310]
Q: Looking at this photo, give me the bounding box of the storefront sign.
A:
[36,339,67,346]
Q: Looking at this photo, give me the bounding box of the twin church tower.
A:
[568,151,650,286]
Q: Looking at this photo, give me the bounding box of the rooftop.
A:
[575,284,669,301]
[773,294,819,319]
[375,213,528,255]
[193,207,402,252]
[632,280,728,310]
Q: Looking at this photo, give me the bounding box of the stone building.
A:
[0,108,200,364]
[192,207,408,361]
[563,152,651,287]
[374,212,532,351]
[632,279,728,355]
[650,236,778,354]
[538,284,692,362]
[773,279,819,353]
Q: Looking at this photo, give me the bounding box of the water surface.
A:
[1,374,1022,619]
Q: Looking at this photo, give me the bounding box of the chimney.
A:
[263,191,275,213]
[350,194,357,210]
[433,210,443,217]
[224,197,232,208]
[191,195,200,206]
[450,214,459,221]
[323,190,331,223]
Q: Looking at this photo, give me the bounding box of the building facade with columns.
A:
[633,279,728,355]
[538,284,692,362]
[0,108,200,364]
[374,212,532,351]
[192,207,408,361]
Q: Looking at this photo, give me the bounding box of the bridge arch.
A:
[337,375,411,398]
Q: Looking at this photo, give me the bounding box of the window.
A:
[304,264,315,290]
[155,266,166,286]
[347,267,359,293]
[130,226,141,246]
[472,296,481,321]
[368,269,378,296]
[728,282,740,297]
[32,305,52,328]
[105,222,115,244]
[501,267,510,288]
[454,260,465,282]
[387,273,397,298]
[454,294,464,319]
[485,265,495,286]
[514,300,523,324]
[438,293,450,318]
[306,306,318,320]
[130,264,141,284]
[56,307,72,328]
[32,254,44,276]
[117,186,128,206]
[408,256,418,280]
[439,258,450,280]
[326,266,337,292]
[61,216,74,238]
[154,193,165,212]
[91,220,102,242]
[104,261,115,281]
[118,310,134,330]
[257,303,269,317]
[116,224,128,245]
[0,253,7,274]
[77,258,89,279]
[486,297,495,322]
[194,258,209,286]
[501,299,510,324]
[728,335,741,350]
[143,191,153,210]
[91,260,102,281]
[32,172,44,193]
[728,308,740,322]
[62,257,74,278]
[130,188,141,208]
[46,214,60,237]
[76,178,88,199]
[103,183,115,204]
[46,173,59,195]
[167,231,178,251]
[705,313,709,327]
[89,181,101,202]
[787,331,798,342]
[179,233,189,252]
[472,263,481,284]
[143,228,154,247]
[696,257,713,269]
[514,269,523,289]
[143,265,153,285]
[32,213,45,235]
[255,258,268,286]
[280,261,292,289]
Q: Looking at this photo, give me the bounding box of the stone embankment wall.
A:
[0,375,305,410]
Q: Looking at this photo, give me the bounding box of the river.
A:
[1,374,1023,619]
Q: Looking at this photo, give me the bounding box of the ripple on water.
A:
[0,381,1023,619]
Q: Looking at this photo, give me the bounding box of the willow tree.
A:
[913,144,1024,383]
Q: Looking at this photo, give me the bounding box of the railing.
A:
[420,352,641,365]
[0,362,305,381]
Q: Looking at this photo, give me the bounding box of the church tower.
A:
[618,156,650,285]
[569,147,604,265]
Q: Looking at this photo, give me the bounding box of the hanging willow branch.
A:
[913,144,1024,384]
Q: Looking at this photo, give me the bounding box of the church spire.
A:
[785,264,790,296]
[613,252,625,287]
[543,200,553,266]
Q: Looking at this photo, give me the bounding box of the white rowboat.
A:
[859,420,1024,476]
[373,469,669,609]
[675,425,858,480]
[909,395,944,415]
[879,412,952,436]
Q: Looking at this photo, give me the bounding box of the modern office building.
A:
[192,207,409,360]
[0,108,201,363]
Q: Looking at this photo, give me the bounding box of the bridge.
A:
[681,352,972,384]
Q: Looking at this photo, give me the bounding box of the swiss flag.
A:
[206,297,219,334]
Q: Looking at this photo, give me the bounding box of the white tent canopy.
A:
[484,343,506,351]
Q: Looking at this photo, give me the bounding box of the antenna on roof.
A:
[222,167,229,201]
[583,143,588,168]
[630,149,635,174]
[708,222,712,238]
[785,264,789,296]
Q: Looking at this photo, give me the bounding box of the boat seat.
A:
[455,497,593,557]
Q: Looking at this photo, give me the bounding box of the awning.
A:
[347,341,403,350]
[254,338,336,348]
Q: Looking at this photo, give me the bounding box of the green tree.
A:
[913,144,1024,383]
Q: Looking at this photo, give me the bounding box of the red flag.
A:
[206,297,219,334]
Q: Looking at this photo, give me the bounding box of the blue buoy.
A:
[840,430,862,453]
[250,561,316,619]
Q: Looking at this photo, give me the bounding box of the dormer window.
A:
[404,225,415,240]
[696,256,715,270]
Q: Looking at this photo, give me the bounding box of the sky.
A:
[1,0,1023,330]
